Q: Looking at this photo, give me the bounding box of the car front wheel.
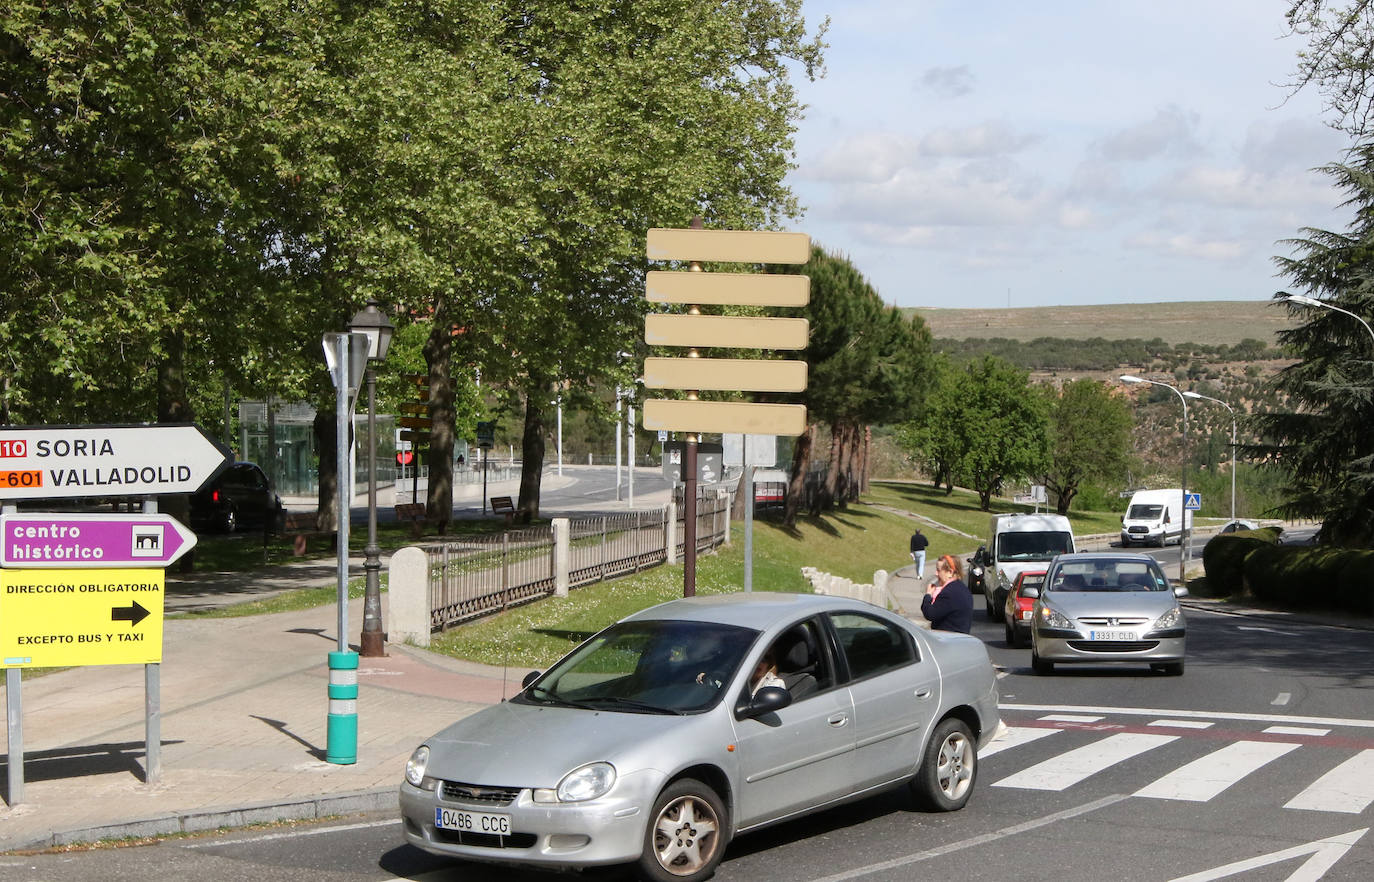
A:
[639,778,729,882]
[1031,648,1053,675]
[911,717,977,812]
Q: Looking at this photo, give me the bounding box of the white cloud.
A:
[1124,230,1249,261]
[920,123,1040,157]
[919,65,976,97]
[1098,106,1202,161]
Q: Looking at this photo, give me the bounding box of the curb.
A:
[5,787,398,853]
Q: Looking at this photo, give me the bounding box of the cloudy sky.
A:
[787,0,1355,308]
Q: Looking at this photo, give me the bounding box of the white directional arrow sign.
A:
[0,424,231,500]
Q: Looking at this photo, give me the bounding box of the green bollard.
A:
[326,650,358,764]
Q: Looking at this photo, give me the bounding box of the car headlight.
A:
[405,745,430,788]
[555,762,616,802]
[1037,605,1075,629]
[1154,607,1183,629]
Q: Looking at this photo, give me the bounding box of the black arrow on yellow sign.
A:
[111,600,150,626]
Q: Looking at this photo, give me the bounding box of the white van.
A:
[973,513,1075,622]
[1120,488,1191,547]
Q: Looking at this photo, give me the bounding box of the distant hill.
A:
[908,300,1296,346]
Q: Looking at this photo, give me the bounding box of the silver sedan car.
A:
[400,592,1000,881]
[1030,552,1187,675]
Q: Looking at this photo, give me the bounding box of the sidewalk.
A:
[0,596,518,851]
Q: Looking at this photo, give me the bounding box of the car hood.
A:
[996,561,1054,585]
[1043,590,1178,619]
[421,699,702,787]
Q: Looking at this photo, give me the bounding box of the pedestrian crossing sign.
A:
[1184,492,1202,510]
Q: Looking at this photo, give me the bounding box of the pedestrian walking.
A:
[909,527,929,578]
[921,554,973,634]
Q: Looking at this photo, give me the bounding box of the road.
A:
[12,593,1374,882]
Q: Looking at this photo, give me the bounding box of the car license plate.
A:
[435,807,512,836]
[1089,630,1134,641]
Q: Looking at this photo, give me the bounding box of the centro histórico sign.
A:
[0,569,165,667]
[0,424,230,500]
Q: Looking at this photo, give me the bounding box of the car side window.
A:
[828,613,916,681]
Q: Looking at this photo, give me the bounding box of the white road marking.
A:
[1150,719,1214,729]
[1265,726,1330,737]
[1000,703,1374,730]
[1287,750,1374,814]
[980,725,1062,757]
[1040,714,1104,723]
[992,732,1177,791]
[180,818,398,848]
[1167,827,1368,882]
[1273,692,1293,706]
[1135,740,1300,802]
[800,795,1129,882]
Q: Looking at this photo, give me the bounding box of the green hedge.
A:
[1243,544,1369,612]
[1200,528,1280,598]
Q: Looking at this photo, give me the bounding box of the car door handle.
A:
[914,688,933,700]
[827,713,849,727]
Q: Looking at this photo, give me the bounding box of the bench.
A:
[282,510,331,557]
[394,502,429,538]
[490,495,515,526]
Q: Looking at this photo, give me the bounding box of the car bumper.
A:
[1034,632,1185,664]
[398,771,663,869]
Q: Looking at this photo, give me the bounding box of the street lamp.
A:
[1182,391,1237,526]
[348,299,394,658]
[1120,375,1191,585]
[1280,292,1374,346]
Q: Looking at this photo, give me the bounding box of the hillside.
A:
[908,300,1296,346]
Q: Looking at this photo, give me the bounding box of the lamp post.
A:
[1120,375,1190,585]
[348,299,394,658]
[1183,391,1237,525]
[1281,292,1374,346]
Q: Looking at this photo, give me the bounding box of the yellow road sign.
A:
[643,400,808,436]
[646,229,810,264]
[646,271,809,307]
[645,315,809,350]
[644,357,807,392]
[0,569,164,667]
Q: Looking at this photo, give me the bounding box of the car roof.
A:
[1048,552,1157,565]
[621,592,874,631]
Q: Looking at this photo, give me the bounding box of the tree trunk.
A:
[314,410,339,532]
[820,425,841,512]
[730,465,755,520]
[157,330,194,568]
[517,388,547,520]
[423,315,454,533]
[783,424,815,527]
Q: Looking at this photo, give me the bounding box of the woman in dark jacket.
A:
[921,553,973,633]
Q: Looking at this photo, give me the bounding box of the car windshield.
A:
[516,619,758,714]
[998,532,1073,562]
[1128,504,1163,519]
[1018,574,1045,593]
[1049,560,1168,592]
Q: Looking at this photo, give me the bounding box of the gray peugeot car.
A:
[1029,552,1186,675]
[399,592,1000,881]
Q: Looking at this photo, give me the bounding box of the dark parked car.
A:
[189,462,285,533]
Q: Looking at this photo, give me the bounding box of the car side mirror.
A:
[1173,585,1189,599]
[1021,586,1040,599]
[737,685,792,720]
[521,670,541,689]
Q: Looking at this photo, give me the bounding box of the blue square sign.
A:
[1184,492,1202,510]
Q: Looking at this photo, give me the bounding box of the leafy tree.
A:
[1285,1,1374,136]
[1040,379,1133,515]
[1256,145,1374,544]
[953,357,1050,511]
[895,355,963,494]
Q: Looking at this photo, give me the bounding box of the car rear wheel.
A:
[219,507,238,533]
[911,717,977,812]
[638,778,728,882]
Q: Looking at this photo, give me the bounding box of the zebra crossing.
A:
[984,710,1374,814]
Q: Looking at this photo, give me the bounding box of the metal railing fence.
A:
[423,497,729,632]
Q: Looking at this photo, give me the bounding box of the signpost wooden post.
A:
[642,224,810,596]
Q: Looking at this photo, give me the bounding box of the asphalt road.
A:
[13,592,1374,882]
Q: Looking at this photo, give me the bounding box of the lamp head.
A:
[1182,391,1201,400]
[1281,292,1322,308]
[1119,374,1144,384]
[347,298,395,362]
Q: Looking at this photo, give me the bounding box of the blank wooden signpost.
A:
[642,224,810,596]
